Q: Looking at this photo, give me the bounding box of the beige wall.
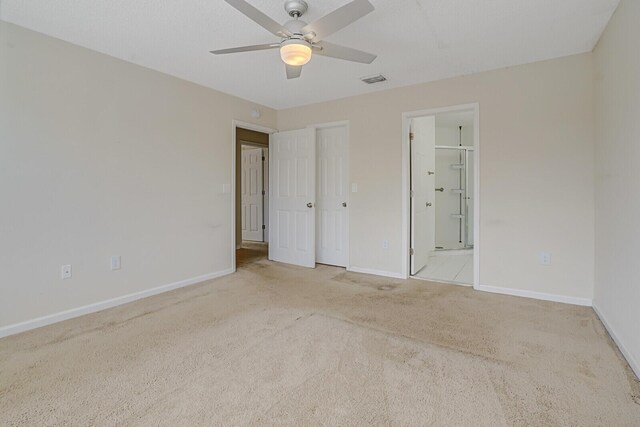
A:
[0,19,603,330]
[593,0,640,376]
[278,53,595,301]
[0,22,276,328]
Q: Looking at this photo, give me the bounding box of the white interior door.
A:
[411,116,436,275]
[241,147,263,242]
[269,128,316,268]
[316,125,348,267]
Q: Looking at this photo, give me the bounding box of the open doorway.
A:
[403,105,479,286]
[236,127,269,268]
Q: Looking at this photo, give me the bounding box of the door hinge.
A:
[409,132,414,141]
[410,248,415,256]
[262,225,265,230]
[262,190,265,195]
[410,190,415,198]
[262,156,265,161]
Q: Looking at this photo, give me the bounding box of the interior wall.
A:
[235,128,268,248]
[277,53,595,301]
[434,123,474,250]
[0,22,276,329]
[593,0,640,376]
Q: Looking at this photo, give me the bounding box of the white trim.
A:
[268,132,274,262]
[308,120,351,269]
[232,120,277,271]
[233,121,276,135]
[309,120,350,129]
[263,147,270,244]
[472,106,480,287]
[0,268,234,339]
[592,303,640,379]
[401,103,481,291]
[475,284,592,306]
[347,267,404,279]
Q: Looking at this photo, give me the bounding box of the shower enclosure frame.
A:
[401,103,480,288]
[434,145,474,250]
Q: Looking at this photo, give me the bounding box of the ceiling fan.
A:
[211,0,377,79]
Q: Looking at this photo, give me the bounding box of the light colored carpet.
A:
[1,245,639,426]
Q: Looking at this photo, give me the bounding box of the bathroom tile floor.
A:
[414,253,473,285]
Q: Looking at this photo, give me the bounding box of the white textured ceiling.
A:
[0,0,619,109]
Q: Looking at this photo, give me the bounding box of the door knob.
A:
[342,202,347,207]
[435,187,444,192]
[426,202,432,207]
[428,171,435,175]
[307,202,313,208]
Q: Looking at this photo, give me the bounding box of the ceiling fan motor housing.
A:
[284,0,308,18]
[284,19,308,37]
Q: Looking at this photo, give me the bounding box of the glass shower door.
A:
[434,147,474,250]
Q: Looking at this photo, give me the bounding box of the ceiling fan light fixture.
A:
[280,40,312,66]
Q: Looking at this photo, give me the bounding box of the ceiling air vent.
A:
[360,74,387,84]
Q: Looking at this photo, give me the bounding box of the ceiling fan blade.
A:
[302,0,374,42]
[313,41,376,64]
[210,43,280,55]
[286,64,302,79]
[225,0,292,37]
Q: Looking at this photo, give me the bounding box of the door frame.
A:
[231,120,276,272]
[308,121,351,269]
[401,103,480,289]
[239,141,270,245]
[232,120,350,271]
[239,144,265,243]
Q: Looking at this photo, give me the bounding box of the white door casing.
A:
[410,116,436,275]
[316,125,348,267]
[262,148,269,243]
[241,147,263,242]
[269,128,316,268]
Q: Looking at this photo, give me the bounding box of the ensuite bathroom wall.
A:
[434,116,474,251]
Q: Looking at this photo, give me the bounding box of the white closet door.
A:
[241,147,263,242]
[316,125,348,267]
[411,116,436,275]
[269,128,316,268]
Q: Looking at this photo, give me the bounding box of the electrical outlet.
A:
[110,255,121,271]
[61,265,72,279]
[382,240,389,250]
[539,252,551,266]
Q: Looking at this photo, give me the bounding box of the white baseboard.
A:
[347,267,404,279]
[475,284,592,307]
[0,268,235,339]
[592,302,640,379]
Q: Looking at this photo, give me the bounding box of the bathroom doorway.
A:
[404,105,479,286]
